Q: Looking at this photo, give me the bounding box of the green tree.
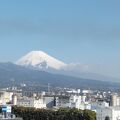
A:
[11,106,96,120]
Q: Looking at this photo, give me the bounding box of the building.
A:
[17,97,46,109]
[12,95,17,105]
[96,107,120,120]
[110,94,120,107]
[56,96,69,108]
[0,91,13,105]
[91,101,109,112]
[44,95,87,109]
[44,96,56,108]
[0,105,23,120]
[69,95,82,109]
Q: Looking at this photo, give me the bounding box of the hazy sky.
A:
[0,0,120,78]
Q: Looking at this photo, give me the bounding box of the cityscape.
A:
[0,0,120,120]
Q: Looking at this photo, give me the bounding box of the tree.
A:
[11,106,96,120]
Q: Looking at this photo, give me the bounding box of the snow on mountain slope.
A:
[16,51,67,70]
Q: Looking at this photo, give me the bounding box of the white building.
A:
[69,95,91,110]
[0,91,13,105]
[12,94,17,105]
[69,95,81,109]
[111,94,120,107]
[17,97,46,109]
[91,101,109,112]
[67,89,81,94]
[96,107,120,120]
[79,102,91,110]
[81,95,86,102]
[82,90,91,94]
[43,95,90,110]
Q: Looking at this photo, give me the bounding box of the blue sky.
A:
[0,0,120,78]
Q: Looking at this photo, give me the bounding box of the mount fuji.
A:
[16,51,67,70]
[16,50,120,82]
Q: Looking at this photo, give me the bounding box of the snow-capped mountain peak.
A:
[16,51,67,70]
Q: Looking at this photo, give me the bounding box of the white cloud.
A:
[62,63,90,72]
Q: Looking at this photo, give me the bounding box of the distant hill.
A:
[0,62,119,90]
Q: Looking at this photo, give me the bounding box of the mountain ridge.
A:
[0,62,119,90]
